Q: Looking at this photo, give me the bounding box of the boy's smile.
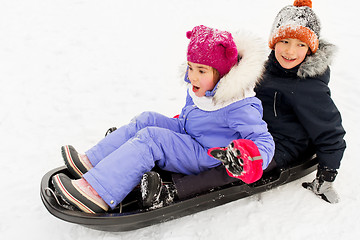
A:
[275,38,310,69]
[282,56,296,61]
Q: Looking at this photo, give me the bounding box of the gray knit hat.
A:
[269,0,321,53]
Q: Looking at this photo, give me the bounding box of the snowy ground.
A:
[1,0,359,239]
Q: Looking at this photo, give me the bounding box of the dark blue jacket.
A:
[255,40,346,170]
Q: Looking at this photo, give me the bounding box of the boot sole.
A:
[141,172,162,208]
[61,145,88,179]
[52,173,106,214]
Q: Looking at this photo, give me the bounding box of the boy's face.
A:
[187,62,218,97]
[274,38,310,69]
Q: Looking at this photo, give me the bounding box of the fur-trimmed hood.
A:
[213,31,267,104]
[186,31,267,111]
[298,39,337,78]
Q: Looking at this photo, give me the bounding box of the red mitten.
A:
[208,139,263,184]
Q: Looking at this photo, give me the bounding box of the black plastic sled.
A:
[40,156,318,232]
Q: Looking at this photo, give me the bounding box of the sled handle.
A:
[105,127,117,136]
[44,187,62,206]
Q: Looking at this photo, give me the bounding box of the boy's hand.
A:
[302,166,340,204]
[208,139,263,184]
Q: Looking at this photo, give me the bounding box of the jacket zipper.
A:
[273,92,278,117]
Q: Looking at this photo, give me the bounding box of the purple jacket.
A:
[179,87,274,168]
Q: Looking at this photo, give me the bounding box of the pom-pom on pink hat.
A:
[186,25,238,78]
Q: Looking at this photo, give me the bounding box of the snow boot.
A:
[52,173,108,213]
[61,145,92,179]
[140,171,177,209]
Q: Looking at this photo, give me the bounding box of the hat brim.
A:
[269,25,319,53]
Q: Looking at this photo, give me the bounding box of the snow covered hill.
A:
[0,0,359,239]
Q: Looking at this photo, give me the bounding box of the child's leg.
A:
[139,166,237,209]
[172,158,277,200]
[172,165,239,199]
[83,126,220,209]
[85,111,182,167]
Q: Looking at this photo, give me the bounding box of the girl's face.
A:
[274,38,310,69]
[187,62,219,97]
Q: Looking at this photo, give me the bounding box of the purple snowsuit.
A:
[83,90,274,209]
[82,32,275,209]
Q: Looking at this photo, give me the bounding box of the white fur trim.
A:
[297,39,336,78]
[188,85,255,111]
[212,31,267,105]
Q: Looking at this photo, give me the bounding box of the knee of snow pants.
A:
[85,111,182,167]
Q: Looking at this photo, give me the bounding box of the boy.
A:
[256,0,346,203]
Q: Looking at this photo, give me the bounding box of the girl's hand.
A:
[208,139,263,184]
[208,142,244,176]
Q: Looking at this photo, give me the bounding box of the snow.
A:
[0,0,359,239]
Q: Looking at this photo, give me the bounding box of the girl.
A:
[52,25,274,213]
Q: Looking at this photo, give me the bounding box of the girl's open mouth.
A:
[192,85,200,92]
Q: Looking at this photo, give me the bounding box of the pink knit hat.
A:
[187,25,238,78]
